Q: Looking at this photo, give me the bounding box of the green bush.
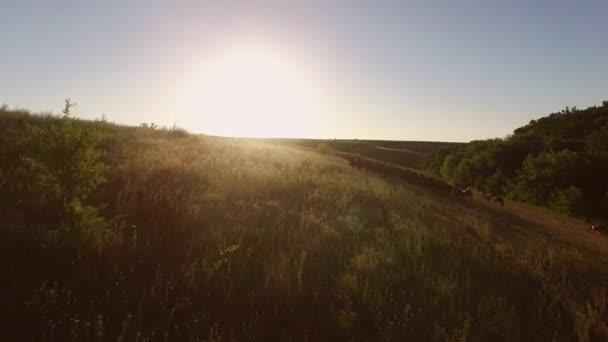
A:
[550,185,583,215]
[586,123,608,155]
[509,150,581,205]
[23,114,109,249]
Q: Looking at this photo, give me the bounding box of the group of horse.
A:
[346,156,454,194]
[482,192,505,206]
[451,187,473,200]
[450,187,505,206]
[346,156,608,237]
[346,156,509,209]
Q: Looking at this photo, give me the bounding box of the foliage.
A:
[1,103,109,250]
[25,117,105,213]
[140,122,158,129]
[551,185,584,215]
[62,98,76,115]
[586,123,608,155]
[425,100,608,218]
[509,150,581,204]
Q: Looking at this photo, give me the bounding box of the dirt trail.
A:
[469,194,608,258]
[374,145,425,155]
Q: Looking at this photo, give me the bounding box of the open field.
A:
[1,109,608,341]
[250,138,461,169]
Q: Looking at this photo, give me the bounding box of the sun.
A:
[184,47,321,138]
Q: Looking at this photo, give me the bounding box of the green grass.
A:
[1,107,607,341]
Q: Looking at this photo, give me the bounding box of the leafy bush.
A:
[23,112,109,249]
[509,150,580,204]
[550,185,583,215]
[586,123,608,155]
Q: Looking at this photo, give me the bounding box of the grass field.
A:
[251,138,460,169]
[1,108,608,341]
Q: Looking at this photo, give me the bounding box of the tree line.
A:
[425,101,608,218]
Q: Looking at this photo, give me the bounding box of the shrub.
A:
[551,185,583,215]
[586,123,608,155]
[23,113,109,249]
[167,125,189,138]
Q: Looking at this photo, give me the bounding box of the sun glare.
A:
[185,47,321,138]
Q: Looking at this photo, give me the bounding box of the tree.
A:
[551,185,583,215]
[509,150,580,205]
[24,101,109,252]
[63,98,76,116]
[484,168,507,194]
[440,154,460,180]
[586,123,608,155]
[452,158,475,187]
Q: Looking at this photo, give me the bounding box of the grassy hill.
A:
[1,107,608,341]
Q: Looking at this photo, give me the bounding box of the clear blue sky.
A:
[1,1,607,141]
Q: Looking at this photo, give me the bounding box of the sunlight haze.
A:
[1,1,608,141]
[179,45,324,138]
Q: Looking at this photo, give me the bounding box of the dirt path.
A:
[374,145,425,155]
[469,193,608,258]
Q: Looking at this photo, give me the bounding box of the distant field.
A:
[251,138,461,169]
[1,109,607,341]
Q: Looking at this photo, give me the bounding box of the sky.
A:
[1,0,608,142]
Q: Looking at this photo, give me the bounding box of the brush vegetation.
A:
[425,101,608,218]
[1,105,608,341]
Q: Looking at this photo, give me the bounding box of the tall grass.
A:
[1,107,607,341]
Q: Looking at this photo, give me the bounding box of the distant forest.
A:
[425,101,608,219]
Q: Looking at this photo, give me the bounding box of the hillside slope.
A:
[1,108,607,341]
[326,147,608,260]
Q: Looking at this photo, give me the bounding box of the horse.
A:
[462,189,473,198]
[586,220,606,234]
[492,196,504,206]
[452,187,472,200]
[451,187,464,199]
